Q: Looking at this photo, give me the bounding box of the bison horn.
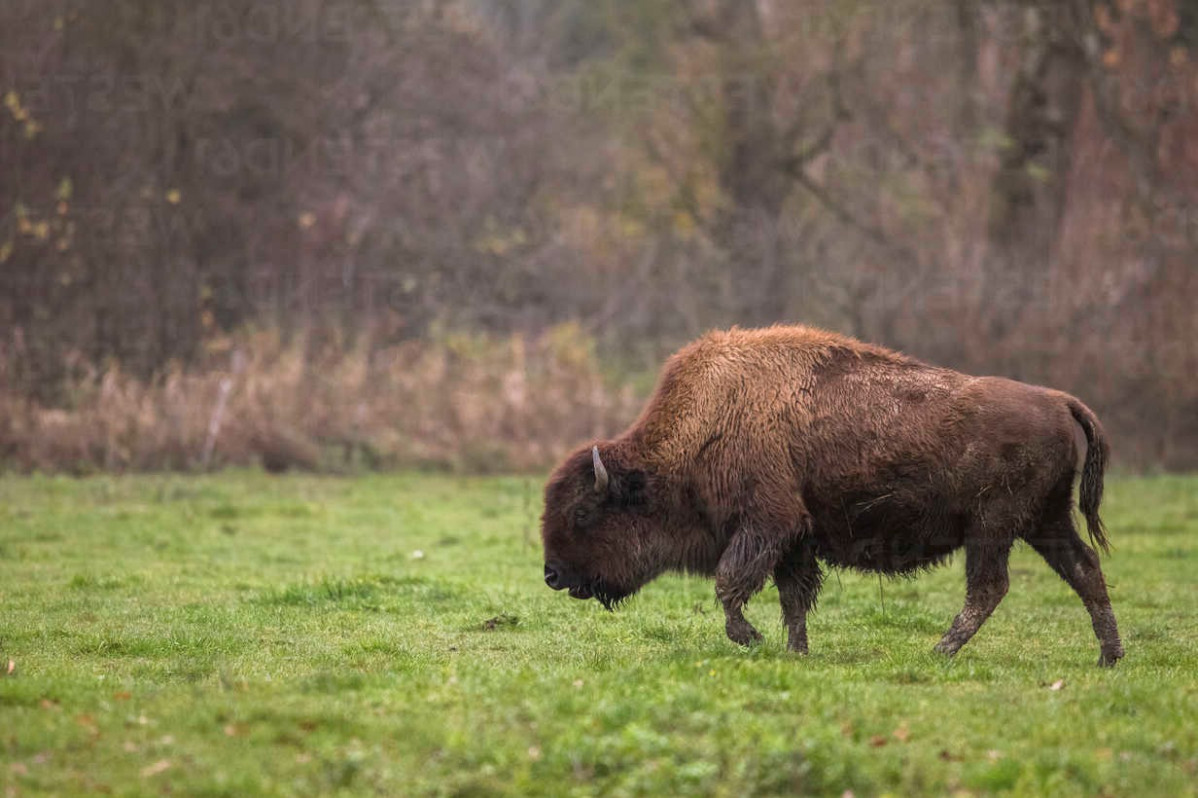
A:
[591,446,610,494]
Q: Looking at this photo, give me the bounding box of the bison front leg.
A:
[715,527,789,647]
[774,539,823,654]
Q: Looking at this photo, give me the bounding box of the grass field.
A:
[0,472,1195,797]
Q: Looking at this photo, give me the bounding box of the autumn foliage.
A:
[1,1,1196,471]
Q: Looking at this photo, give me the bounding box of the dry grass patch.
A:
[0,324,641,474]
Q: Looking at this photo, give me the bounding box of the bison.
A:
[541,325,1124,666]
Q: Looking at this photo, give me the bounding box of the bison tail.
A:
[1067,397,1110,554]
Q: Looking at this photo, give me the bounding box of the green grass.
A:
[1,473,1195,797]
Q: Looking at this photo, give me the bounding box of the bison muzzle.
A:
[541,325,1124,666]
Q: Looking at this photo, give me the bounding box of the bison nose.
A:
[545,563,564,590]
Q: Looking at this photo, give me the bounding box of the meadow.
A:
[0,472,1195,797]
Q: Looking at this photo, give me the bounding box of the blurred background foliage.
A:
[1,0,1196,472]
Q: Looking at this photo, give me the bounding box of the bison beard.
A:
[540,325,1125,666]
[559,578,634,610]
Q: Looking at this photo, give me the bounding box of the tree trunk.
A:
[985,1,1088,342]
[709,0,795,325]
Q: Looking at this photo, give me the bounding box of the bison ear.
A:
[617,469,648,507]
[587,447,647,506]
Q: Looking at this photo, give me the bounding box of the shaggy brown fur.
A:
[541,325,1124,666]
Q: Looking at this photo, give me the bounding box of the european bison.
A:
[541,325,1124,666]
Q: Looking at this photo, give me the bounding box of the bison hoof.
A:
[726,623,763,647]
[933,640,960,657]
[1097,648,1124,667]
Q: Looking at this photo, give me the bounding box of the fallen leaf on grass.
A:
[4,660,14,676]
[113,691,132,701]
[141,760,171,778]
[893,723,911,742]
[1050,679,1065,691]
[39,699,59,711]
[481,614,518,631]
[869,735,888,748]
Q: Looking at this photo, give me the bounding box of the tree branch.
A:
[785,163,917,267]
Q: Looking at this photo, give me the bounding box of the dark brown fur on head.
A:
[541,444,660,609]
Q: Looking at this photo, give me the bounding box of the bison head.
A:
[541,444,659,609]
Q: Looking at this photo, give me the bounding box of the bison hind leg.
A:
[934,532,1013,658]
[1024,508,1124,666]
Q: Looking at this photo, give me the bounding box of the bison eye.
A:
[572,506,592,527]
